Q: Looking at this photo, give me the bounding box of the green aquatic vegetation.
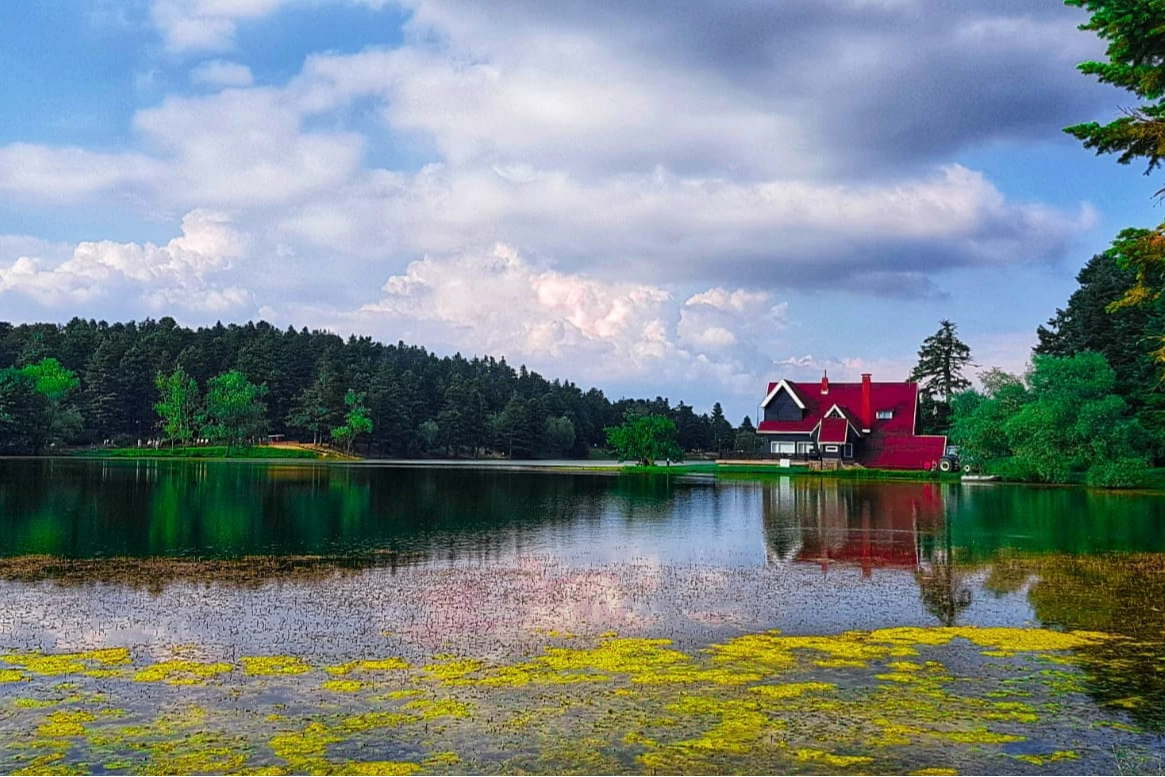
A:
[241,656,312,676]
[269,722,342,772]
[144,732,250,775]
[132,660,232,685]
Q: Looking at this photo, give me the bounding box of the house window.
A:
[876,410,894,420]
[796,442,812,455]
[843,443,853,458]
[824,445,839,453]
[771,441,796,454]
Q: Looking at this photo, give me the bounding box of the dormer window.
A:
[876,410,893,420]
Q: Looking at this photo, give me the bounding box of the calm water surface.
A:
[0,458,1163,775]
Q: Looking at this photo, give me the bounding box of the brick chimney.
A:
[861,373,872,431]
[820,371,829,395]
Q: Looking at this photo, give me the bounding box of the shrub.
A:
[1085,459,1149,489]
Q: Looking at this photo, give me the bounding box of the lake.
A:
[0,458,1163,774]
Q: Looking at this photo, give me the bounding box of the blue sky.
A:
[0,0,1158,422]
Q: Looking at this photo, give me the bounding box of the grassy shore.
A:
[76,445,321,460]
[626,462,963,482]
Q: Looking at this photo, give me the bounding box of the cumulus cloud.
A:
[349,243,793,392]
[0,210,252,313]
[190,59,255,88]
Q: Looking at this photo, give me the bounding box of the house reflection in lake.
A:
[761,477,972,624]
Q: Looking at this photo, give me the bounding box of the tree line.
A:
[0,318,752,457]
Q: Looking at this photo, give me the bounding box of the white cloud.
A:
[0,210,252,313]
[191,59,255,87]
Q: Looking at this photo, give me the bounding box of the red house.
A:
[756,373,946,470]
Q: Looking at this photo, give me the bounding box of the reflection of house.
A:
[757,373,946,469]
[762,478,945,574]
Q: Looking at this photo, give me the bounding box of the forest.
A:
[0,318,742,457]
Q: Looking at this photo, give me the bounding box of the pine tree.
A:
[910,320,974,435]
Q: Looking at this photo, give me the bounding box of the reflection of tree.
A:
[915,519,972,626]
[1020,553,1165,732]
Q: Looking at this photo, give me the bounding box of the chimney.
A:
[861,373,872,431]
[820,371,829,395]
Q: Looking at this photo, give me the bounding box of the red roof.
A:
[817,417,850,444]
[759,378,946,469]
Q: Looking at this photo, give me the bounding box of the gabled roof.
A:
[817,417,851,444]
[760,379,806,409]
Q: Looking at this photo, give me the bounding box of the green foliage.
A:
[0,318,727,458]
[0,368,50,454]
[331,389,373,453]
[1064,0,1165,176]
[1086,457,1150,488]
[909,320,973,435]
[734,416,762,452]
[544,416,576,457]
[287,364,344,445]
[604,413,684,466]
[154,368,200,448]
[18,357,81,446]
[202,370,268,452]
[950,353,1151,487]
[709,402,734,453]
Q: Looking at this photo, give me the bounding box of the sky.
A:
[0,0,1161,423]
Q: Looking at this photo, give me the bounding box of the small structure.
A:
[755,373,946,470]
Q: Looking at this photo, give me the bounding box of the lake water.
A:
[0,458,1163,774]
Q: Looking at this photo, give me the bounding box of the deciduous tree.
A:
[202,370,268,452]
[604,413,683,466]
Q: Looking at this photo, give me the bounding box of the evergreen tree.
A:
[0,369,50,454]
[709,402,734,453]
[910,320,974,435]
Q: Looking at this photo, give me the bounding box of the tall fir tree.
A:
[910,320,974,435]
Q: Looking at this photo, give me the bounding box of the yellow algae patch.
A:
[706,632,798,671]
[422,657,485,682]
[241,656,312,676]
[814,658,866,669]
[866,626,1111,653]
[538,637,690,676]
[37,710,96,737]
[0,669,27,683]
[270,722,342,770]
[11,752,83,777]
[338,711,418,733]
[3,648,131,678]
[403,698,472,720]
[384,689,422,699]
[321,679,365,693]
[877,672,923,684]
[911,769,959,776]
[14,698,57,709]
[932,728,1025,745]
[325,658,409,676]
[888,661,923,671]
[133,660,232,685]
[749,682,836,700]
[341,761,421,776]
[794,749,874,768]
[422,752,462,767]
[1014,750,1078,766]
